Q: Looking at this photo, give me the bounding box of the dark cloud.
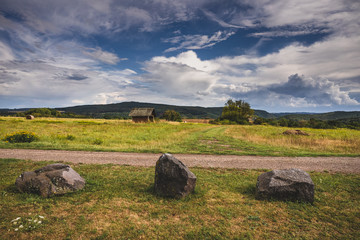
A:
[0,69,19,83]
[66,73,88,81]
[270,74,358,105]
[213,74,359,109]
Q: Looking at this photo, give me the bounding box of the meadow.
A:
[1,159,359,239]
[0,117,359,239]
[0,117,359,156]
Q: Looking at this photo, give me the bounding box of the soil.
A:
[1,149,359,173]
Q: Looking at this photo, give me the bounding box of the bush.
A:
[66,134,76,140]
[93,138,103,145]
[163,110,182,122]
[3,131,39,143]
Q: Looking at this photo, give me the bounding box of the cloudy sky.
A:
[0,0,359,112]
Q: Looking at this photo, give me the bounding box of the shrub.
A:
[93,138,103,145]
[66,134,76,140]
[3,131,39,143]
[163,110,182,122]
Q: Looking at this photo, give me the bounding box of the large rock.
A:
[15,163,85,197]
[256,168,314,203]
[154,153,196,198]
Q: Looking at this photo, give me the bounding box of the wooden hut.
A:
[129,108,156,123]
[26,115,35,120]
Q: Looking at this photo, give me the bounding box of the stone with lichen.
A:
[15,163,85,197]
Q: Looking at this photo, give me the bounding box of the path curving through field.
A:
[0,149,359,173]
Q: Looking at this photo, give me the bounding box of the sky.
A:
[0,0,359,112]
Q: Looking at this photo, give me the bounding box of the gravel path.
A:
[1,149,359,173]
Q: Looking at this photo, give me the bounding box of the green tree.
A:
[24,108,62,117]
[163,110,182,122]
[220,99,254,124]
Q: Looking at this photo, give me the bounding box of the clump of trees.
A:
[24,108,61,117]
[212,99,254,124]
[163,110,182,122]
[14,108,86,118]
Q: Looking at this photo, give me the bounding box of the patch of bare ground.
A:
[0,149,359,173]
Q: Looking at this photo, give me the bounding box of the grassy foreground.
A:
[0,159,359,239]
[0,117,359,156]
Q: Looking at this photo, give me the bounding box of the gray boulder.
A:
[256,168,314,203]
[15,163,85,197]
[154,153,196,198]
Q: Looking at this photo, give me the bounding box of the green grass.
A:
[0,117,359,156]
[0,159,359,239]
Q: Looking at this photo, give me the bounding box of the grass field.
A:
[0,117,359,156]
[0,159,359,239]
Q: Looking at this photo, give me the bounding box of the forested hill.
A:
[56,102,360,120]
[56,102,224,119]
[55,101,282,119]
[1,101,359,121]
[274,111,360,121]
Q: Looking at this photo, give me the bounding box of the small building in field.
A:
[26,115,35,120]
[129,108,156,123]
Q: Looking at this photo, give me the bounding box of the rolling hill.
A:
[1,101,359,121]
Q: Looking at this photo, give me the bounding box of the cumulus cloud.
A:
[212,74,359,110]
[140,54,218,98]
[0,53,136,108]
[1,0,359,110]
[141,48,359,109]
[151,51,218,72]
[270,74,359,105]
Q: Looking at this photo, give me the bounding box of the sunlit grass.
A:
[225,125,360,155]
[0,117,212,153]
[0,159,359,239]
[0,117,359,156]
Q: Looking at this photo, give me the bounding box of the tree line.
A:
[2,103,359,129]
[212,99,360,130]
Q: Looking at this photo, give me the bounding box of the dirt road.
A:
[1,149,359,173]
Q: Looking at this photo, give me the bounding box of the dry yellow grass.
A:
[225,125,360,154]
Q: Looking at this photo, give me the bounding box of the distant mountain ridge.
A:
[56,101,223,119]
[56,101,360,121]
[1,101,359,121]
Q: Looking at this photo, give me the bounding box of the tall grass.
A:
[225,125,360,155]
[0,117,359,156]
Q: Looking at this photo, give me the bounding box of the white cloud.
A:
[152,51,218,72]
[140,36,360,109]
[270,74,358,105]
[201,9,247,28]
[93,92,127,105]
[204,0,360,39]
[140,55,218,98]
[163,31,235,52]
[249,29,331,38]
[83,47,124,65]
[0,0,208,36]
[0,41,15,61]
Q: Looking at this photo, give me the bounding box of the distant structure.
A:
[26,115,35,120]
[129,108,156,123]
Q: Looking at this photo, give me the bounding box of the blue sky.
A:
[0,0,359,112]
